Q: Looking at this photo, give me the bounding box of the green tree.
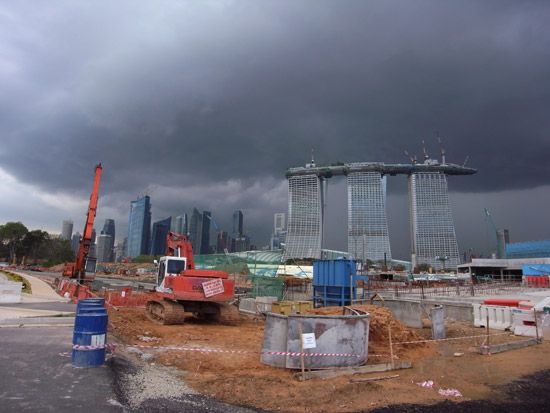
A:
[22,230,50,265]
[0,222,28,264]
[40,237,74,267]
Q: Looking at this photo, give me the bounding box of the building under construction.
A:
[284,154,476,270]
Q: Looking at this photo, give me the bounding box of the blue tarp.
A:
[522,264,550,276]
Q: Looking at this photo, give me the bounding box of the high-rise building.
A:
[175,214,188,236]
[231,210,244,252]
[347,171,392,263]
[97,233,113,263]
[200,211,211,254]
[232,210,243,236]
[496,229,510,259]
[188,208,202,254]
[274,213,286,232]
[71,232,81,252]
[271,212,287,250]
[126,195,152,258]
[234,236,251,252]
[101,219,116,262]
[409,172,460,270]
[284,174,326,259]
[150,217,172,255]
[61,220,73,241]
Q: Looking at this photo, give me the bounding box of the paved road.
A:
[0,325,262,412]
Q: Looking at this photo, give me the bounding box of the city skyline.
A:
[1,1,549,260]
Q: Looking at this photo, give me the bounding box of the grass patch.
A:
[1,270,32,293]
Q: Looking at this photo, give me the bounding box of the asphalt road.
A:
[0,325,262,412]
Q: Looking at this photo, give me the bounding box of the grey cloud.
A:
[1,0,549,253]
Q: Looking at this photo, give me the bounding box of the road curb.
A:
[0,316,75,327]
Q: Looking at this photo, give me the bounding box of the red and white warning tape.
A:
[71,342,366,358]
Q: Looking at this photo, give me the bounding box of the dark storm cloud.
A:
[1,1,549,252]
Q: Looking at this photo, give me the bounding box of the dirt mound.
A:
[306,305,431,361]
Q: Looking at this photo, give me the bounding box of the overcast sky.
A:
[1,0,549,260]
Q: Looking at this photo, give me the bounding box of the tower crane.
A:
[436,131,446,164]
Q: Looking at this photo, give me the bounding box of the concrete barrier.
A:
[261,312,369,369]
[0,281,23,303]
[473,304,513,330]
[383,300,423,328]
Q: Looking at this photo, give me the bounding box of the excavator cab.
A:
[156,256,187,292]
[84,257,98,279]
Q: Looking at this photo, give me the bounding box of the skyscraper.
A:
[409,172,459,270]
[61,220,73,241]
[101,219,115,262]
[150,217,172,255]
[347,171,392,263]
[271,212,287,250]
[126,195,152,258]
[175,214,188,236]
[284,174,326,259]
[231,210,244,253]
[232,210,243,237]
[97,233,113,263]
[200,211,211,254]
[188,208,202,254]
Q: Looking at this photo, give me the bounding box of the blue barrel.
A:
[77,298,105,311]
[72,312,109,367]
[77,307,108,315]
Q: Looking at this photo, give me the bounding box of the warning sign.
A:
[202,279,225,297]
[302,333,317,349]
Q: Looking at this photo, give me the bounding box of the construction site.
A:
[2,263,548,412]
[3,164,549,412]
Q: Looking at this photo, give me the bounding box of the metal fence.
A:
[367,280,525,299]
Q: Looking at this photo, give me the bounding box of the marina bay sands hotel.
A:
[284,158,477,270]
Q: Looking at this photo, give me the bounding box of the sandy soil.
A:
[107,305,550,412]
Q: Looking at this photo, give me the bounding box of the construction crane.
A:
[403,149,417,164]
[62,163,102,283]
[209,215,229,254]
[436,131,446,164]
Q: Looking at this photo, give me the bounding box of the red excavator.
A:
[145,231,238,325]
[62,163,102,284]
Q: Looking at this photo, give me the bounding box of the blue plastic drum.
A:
[72,312,109,367]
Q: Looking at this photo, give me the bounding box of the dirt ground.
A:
[107,305,550,412]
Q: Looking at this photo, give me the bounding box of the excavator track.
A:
[145,300,186,325]
[219,304,240,324]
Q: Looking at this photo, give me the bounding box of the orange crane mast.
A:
[62,163,102,283]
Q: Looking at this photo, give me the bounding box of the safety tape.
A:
[392,332,509,345]
[70,342,367,358]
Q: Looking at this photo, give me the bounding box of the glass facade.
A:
[408,172,460,270]
[126,196,151,258]
[188,208,202,254]
[284,174,325,259]
[150,217,171,255]
[347,171,392,263]
[175,214,188,236]
[200,211,211,254]
[101,219,115,262]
